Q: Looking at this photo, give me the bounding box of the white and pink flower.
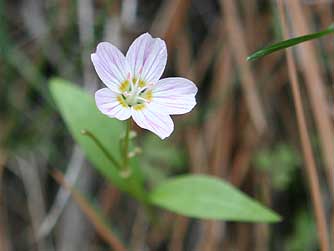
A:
[91,33,197,139]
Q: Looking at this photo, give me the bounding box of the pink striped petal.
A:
[95,88,131,120]
[126,33,167,84]
[131,103,174,139]
[91,42,130,93]
[151,77,198,115]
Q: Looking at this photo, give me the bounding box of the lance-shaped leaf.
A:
[149,175,281,222]
[247,24,334,61]
[50,78,146,201]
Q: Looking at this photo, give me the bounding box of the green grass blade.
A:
[247,23,334,61]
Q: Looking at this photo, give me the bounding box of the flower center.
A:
[118,77,153,109]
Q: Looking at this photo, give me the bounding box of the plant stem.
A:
[277,1,330,250]
[122,120,131,174]
[81,129,122,170]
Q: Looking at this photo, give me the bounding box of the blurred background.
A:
[1,0,334,250]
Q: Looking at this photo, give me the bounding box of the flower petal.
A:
[131,103,174,139]
[91,42,130,93]
[126,33,167,84]
[151,77,198,115]
[95,88,131,120]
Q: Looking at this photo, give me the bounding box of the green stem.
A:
[123,120,131,172]
[81,129,122,170]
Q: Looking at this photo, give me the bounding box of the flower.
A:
[91,33,198,139]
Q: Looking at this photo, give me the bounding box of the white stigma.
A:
[123,77,152,106]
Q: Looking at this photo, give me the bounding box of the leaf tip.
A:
[266,211,282,223]
[246,53,258,62]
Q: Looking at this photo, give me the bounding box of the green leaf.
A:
[149,174,281,222]
[49,78,146,201]
[247,23,334,61]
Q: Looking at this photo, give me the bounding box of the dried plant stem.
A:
[0,150,10,251]
[221,0,267,133]
[52,169,127,251]
[277,1,330,250]
[39,146,85,237]
[151,0,190,49]
[168,216,189,251]
[286,1,334,197]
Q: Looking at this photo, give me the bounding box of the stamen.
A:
[135,76,140,85]
[136,96,149,103]
[117,96,128,107]
[136,86,147,94]
[136,83,153,95]
[133,103,145,111]
[130,77,134,91]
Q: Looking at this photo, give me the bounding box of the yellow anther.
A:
[117,96,128,107]
[119,80,130,92]
[145,90,153,101]
[133,103,145,111]
[138,79,146,87]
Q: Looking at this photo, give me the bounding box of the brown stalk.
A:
[221,0,268,133]
[190,19,223,84]
[147,212,174,249]
[254,172,271,251]
[0,207,11,251]
[98,184,120,216]
[197,220,222,251]
[129,207,148,251]
[195,46,231,251]
[52,169,127,251]
[185,128,208,174]
[234,223,252,251]
[175,31,193,78]
[314,2,334,100]
[151,0,190,49]
[0,150,11,251]
[209,105,234,178]
[229,126,258,187]
[205,47,233,157]
[286,0,334,197]
[171,23,202,250]
[168,215,190,251]
[277,1,330,250]
[16,156,50,251]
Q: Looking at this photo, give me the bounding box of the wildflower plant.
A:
[50,33,280,225]
[92,33,197,139]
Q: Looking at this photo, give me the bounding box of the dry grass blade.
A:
[0,150,11,251]
[168,215,189,251]
[16,156,51,251]
[287,0,334,197]
[151,0,190,48]
[0,149,7,179]
[51,169,127,251]
[38,146,85,238]
[277,1,330,250]
[221,0,267,133]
